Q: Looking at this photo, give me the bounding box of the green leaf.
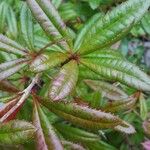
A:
[33,99,63,150]
[49,60,79,101]
[0,120,36,144]
[139,93,148,120]
[141,12,150,34]
[84,79,128,100]
[88,0,101,9]
[0,59,28,81]
[90,91,101,109]
[81,57,150,91]
[27,0,72,50]
[86,141,117,150]
[59,2,78,21]
[55,123,117,150]
[30,52,68,72]
[79,65,103,80]
[83,49,124,59]
[20,3,34,50]
[74,13,102,51]
[52,0,62,9]
[102,96,137,113]
[74,0,150,54]
[55,123,100,142]
[0,2,8,33]
[6,4,18,39]
[62,140,86,150]
[38,97,135,133]
[0,34,27,56]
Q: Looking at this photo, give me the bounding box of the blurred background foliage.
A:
[0,0,150,149]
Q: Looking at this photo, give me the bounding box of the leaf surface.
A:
[38,97,135,133]
[49,60,79,101]
[30,52,68,72]
[20,3,34,50]
[33,99,63,150]
[27,0,72,50]
[81,58,150,91]
[0,120,36,144]
[102,96,137,113]
[84,79,128,100]
[0,34,27,55]
[75,0,150,54]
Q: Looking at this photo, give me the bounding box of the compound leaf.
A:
[75,0,150,54]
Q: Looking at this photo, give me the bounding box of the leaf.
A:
[0,120,36,144]
[20,3,34,50]
[59,2,78,22]
[0,2,8,33]
[90,91,101,109]
[30,52,68,72]
[49,60,79,101]
[102,96,137,113]
[74,13,102,51]
[74,0,150,54]
[33,99,63,150]
[0,62,27,81]
[84,79,128,100]
[81,57,150,91]
[83,49,124,59]
[0,80,20,93]
[86,141,117,150]
[62,140,86,150]
[0,97,18,118]
[52,0,62,9]
[0,34,27,56]
[0,74,41,123]
[27,0,72,50]
[38,96,135,133]
[139,93,148,120]
[6,4,18,39]
[114,121,136,134]
[55,123,117,150]
[79,65,103,80]
[143,120,150,136]
[55,123,100,142]
[0,58,28,70]
[142,140,150,150]
[141,12,150,35]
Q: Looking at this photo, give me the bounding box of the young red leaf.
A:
[0,74,41,123]
[49,60,79,101]
[0,80,20,93]
[33,99,63,150]
[0,97,19,118]
[38,96,135,133]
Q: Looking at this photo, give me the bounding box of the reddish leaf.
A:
[33,99,63,150]
[0,80,20,93]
